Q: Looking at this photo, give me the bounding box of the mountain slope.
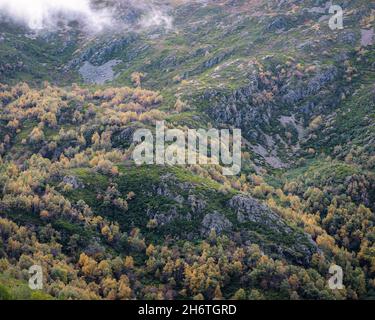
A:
[0,0,374,300]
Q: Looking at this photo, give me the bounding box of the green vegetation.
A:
[0,0,374,300]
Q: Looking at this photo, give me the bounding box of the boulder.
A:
[201,212,233,236]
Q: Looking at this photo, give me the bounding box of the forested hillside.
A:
[0,0,374,300]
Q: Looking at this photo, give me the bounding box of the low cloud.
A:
[139,8,173,30]
[120,0,174,30]
[0,0,113,32]
[0,0,174,32]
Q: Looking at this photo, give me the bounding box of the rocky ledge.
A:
[229,195,319,266]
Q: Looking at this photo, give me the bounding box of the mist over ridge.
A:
[0,0,174,32]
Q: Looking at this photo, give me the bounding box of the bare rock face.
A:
[230,194,289,229]
[229,194,319,266]
[79,59,121,84]
[62,175,84,190]
[361,29,374,47]
[201,212,233,236]
[266,16,288,31]
[69,35,137,68]
[112,126,139,148]
[282,66,338,104]
[188,195,206,214]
